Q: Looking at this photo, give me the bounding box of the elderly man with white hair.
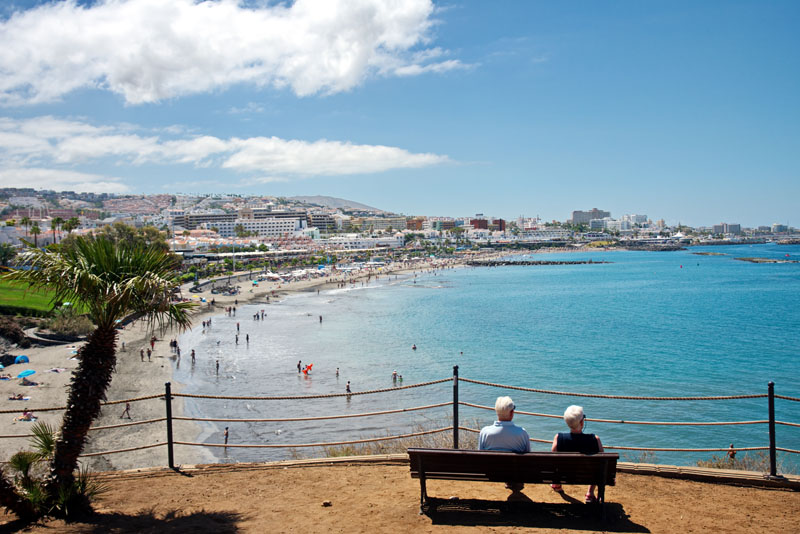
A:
[551,405,604,503]
[478,396,531,453]
[478,396,531,494]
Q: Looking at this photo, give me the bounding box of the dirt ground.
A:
[2,460,798,534]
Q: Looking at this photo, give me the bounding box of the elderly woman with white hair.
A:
[550,405,604,503]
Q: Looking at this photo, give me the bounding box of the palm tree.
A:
[51,217,64,244]
[63,217,79,235]
[0,236,194,516]
[30,224,41,248]
[21,216,30,237]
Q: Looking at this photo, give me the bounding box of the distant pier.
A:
[467,260,612,267]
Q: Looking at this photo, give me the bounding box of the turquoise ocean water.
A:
[175,243,800,468]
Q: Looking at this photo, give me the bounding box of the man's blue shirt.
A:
[478,420,531,453]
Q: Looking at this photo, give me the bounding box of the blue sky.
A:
[0,0,797,227]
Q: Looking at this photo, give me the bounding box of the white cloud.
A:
[0,168,130,193]
[0,115,451,181]
[222,136,448,175]
[0,0,465,105]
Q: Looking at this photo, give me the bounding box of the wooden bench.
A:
[408,448,618,517]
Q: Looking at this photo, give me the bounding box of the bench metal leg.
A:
[419,474,428,515]
[598,484,606,520]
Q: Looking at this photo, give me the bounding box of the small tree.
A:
[30,224,41,248]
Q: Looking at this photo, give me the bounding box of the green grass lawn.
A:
[0,279,55,314]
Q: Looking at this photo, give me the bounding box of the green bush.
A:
[697,451,797,474]
[44,308,94,338]
[2,422,108,518]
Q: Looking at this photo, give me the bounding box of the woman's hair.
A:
[563,405,585,430]
[494,396,516,419]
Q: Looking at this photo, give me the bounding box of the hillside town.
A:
[0,189,797,261]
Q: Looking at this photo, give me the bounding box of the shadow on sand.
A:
[0,509,244,534]
[424,495,649,532]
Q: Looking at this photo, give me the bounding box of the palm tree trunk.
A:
[0,466,35,520]
[44,327,117,508]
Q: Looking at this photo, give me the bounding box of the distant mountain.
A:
[288,195,382,212]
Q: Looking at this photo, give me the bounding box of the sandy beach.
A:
[0,253,495,472]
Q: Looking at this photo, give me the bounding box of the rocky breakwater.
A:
[467,260,613,267]
[734,257,799,264]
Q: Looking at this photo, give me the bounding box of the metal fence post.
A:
[453,365,459,449]
[768,381,777,477]
[165,382,175,469]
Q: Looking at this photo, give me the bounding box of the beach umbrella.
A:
[17,369,36,378]
[14,355,29,364]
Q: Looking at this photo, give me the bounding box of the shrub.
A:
[44,308,94,338]
[2,422,108,519]
[0,315,31,347]
[697,451,797,475]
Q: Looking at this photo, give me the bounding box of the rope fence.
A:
[1,370,797,479]
[174,426,452,449]
[171,377,453,400]
[461,401,772,426]
[78,442,166,458]
[457,426,771,453]
[0,393,164,415]
[459,377,769,401]
[173,402,450,423]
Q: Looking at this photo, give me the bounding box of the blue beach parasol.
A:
[17,369,36,378]
[15,355,29,364]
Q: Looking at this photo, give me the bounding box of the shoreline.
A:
[0,251,505,471]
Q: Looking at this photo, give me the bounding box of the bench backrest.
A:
[408,448,618,486]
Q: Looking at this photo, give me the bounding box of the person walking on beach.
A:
[224,427,229,446]
[120,402,131,419]
[146,348,151,362]
[336,367,339,377]
[216,360,220,374]
[246,334,249,344]
[297,360,302,373]
[140,348,145,362]
[237,322,240,332]
[346,381,351,394]
[191,349,195,363]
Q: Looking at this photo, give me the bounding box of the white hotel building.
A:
[201,217,306,238]
[320,233,404,250]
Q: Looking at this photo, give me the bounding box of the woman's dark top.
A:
[556,432,600,454]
